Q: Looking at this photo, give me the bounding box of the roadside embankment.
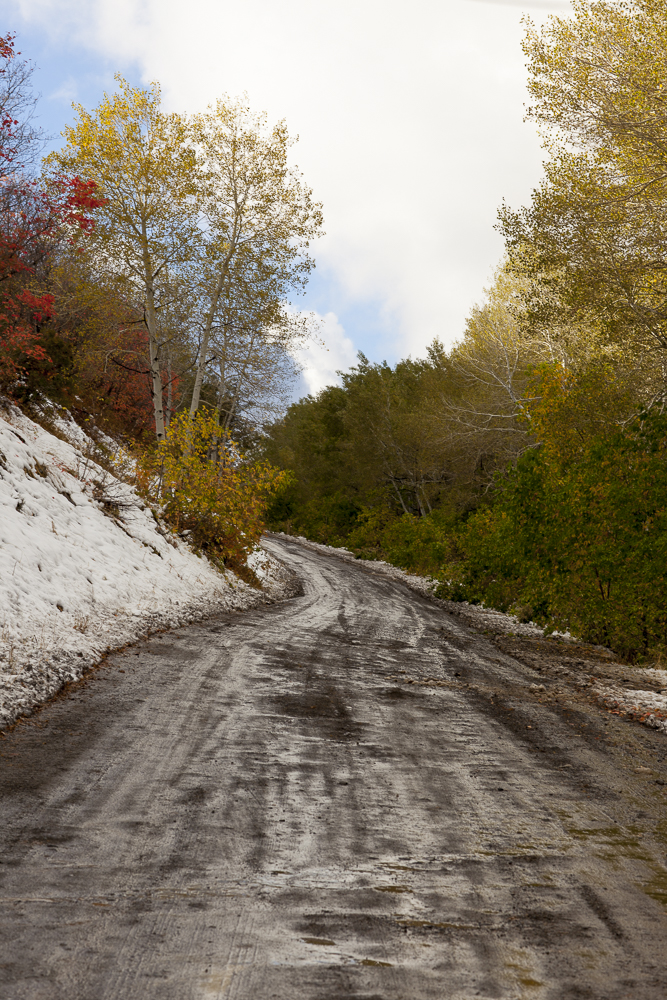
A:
[0,404,297,728]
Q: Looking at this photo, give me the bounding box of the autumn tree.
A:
[441,268,539,476]
[204,264,311,437]
[500,0,667,381]
[0,32,43,172]
[48,77,200,439]
[0,33,104,391]
[38,252,159,436]
[188,98,323,418]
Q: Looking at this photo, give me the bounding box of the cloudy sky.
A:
[7,0,571,393]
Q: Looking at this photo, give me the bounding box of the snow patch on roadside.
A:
[247,546,283,586]
[0,403,292,728]
[638,667,667,687]
[593,682,667,733]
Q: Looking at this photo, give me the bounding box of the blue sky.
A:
[12,28,119,146]
[7,0,572,393]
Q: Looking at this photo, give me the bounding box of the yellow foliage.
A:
[47,76,200,440]
[136,410,289,565]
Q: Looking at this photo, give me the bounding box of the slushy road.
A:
[1,535,666,999]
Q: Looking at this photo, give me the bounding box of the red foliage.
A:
[0,176,106,383]
[95,327,156,437]
[82,325,181,441]
[0,32,108,387]
[0,32,174,441]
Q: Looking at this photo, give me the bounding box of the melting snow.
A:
[0,402,290,727]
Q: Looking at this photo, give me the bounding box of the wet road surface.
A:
[1,535,667,999]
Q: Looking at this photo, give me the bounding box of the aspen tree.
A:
[205,258,313,435]
[48,77,200,439]
[501,0,667,363]
[189,98,323,418]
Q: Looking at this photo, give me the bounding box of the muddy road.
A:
[1,535,667,999]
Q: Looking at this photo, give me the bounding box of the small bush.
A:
[137,410,289,566]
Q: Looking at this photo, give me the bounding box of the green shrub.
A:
[453,408,667,659]
[355,508,456,576]
[267,489,362,546]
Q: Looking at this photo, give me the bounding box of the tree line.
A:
[262,0,667,660]
[0,33,322,571]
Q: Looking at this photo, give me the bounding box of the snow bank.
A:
[0,402,293,728]
[593,677,667,734]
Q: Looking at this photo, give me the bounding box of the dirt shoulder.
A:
[446,603,667,739]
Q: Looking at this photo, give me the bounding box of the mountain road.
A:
[1,534,666,999]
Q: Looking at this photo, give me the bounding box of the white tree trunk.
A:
[145,277,166,441]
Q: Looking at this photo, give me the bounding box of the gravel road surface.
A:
[1,535,667,999]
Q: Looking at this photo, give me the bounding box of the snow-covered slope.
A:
[0,401,291,728]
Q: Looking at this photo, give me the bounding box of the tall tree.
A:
[208,290,303,435]
[48,77,200,439]
[500,0,667,371]
[188,98,323,417]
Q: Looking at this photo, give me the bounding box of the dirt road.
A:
[1,535,666,999]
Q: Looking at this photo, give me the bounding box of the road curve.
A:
[1,535,666,999]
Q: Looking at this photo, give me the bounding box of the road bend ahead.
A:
[1,536,667,999]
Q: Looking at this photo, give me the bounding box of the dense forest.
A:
[262,0,667,660]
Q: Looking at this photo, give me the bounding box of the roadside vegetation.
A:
[3,2,665,660]
[262,0,667,661]
[0,32,320,566]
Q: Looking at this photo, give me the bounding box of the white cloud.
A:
[47,76,77,104]
[295,312,357,396]
[12,0,570,361]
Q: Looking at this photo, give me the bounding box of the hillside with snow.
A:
[0,400,292,728]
